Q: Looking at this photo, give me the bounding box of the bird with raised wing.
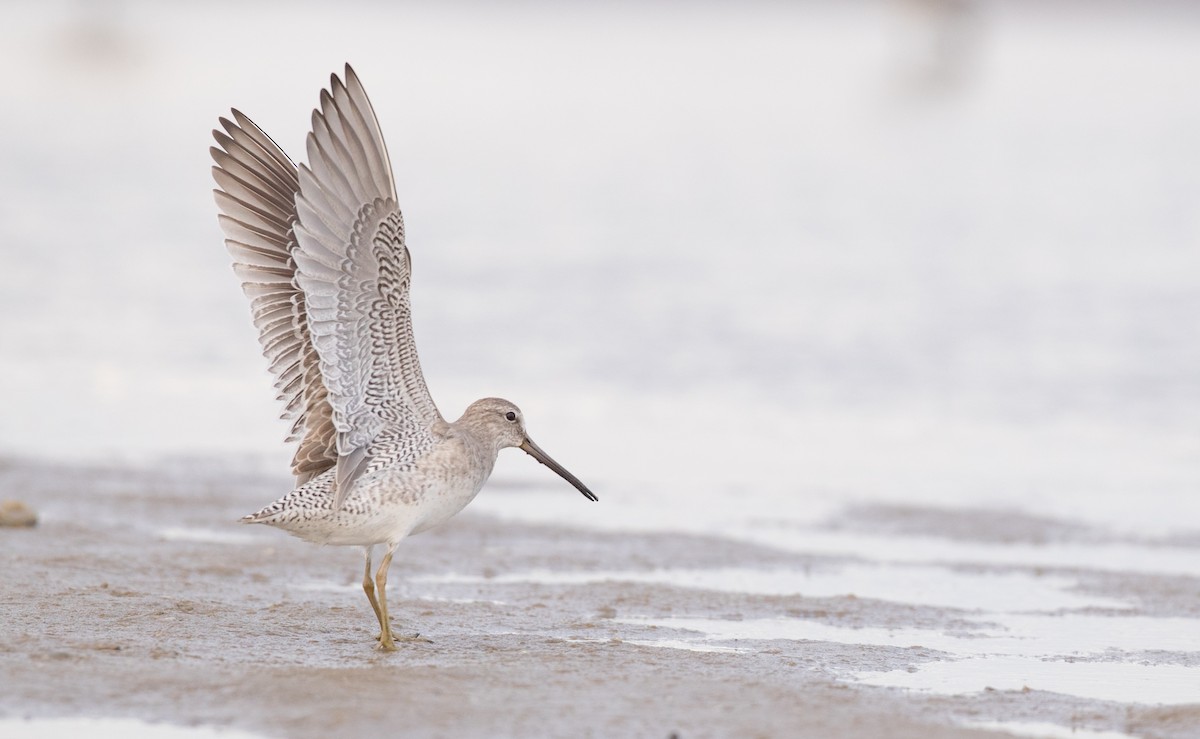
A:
[211,64,597,651]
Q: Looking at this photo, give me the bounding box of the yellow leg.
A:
[375,544,398,651]
[361,546,386,641]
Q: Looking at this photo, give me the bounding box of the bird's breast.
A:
[369,433,496,536]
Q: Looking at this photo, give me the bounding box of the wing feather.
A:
[291,64,441,508]
[211,110,337,485]
[212,64,439,505]
[339,68,396,200]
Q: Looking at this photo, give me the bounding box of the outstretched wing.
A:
[291,65,443,508]
[211,110,338,485]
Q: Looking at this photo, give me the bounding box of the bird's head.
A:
[460,397,598,502]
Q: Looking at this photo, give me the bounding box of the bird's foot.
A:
[374,630,431,650]
[375,636,398,652]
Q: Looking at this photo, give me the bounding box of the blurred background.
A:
[1,0,1199,539]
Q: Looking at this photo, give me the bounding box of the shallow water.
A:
[962,721,1136,739]
[415,564,1128,612]
[2,0,1200,736]
[617,613,1200,662]
[0,718,265,739]
[619,615,1200,704]
[856,658,1200,706]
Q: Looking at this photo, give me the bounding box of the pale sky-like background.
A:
[1,0,1198,534]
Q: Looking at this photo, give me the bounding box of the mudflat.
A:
[1,459,1196,738]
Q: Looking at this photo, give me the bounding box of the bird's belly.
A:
[249,440,493,547]
[407,475,487,536]
[310,470,483,545]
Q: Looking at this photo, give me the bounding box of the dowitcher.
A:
[210,64,597,651]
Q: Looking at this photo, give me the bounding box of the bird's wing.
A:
[291,64,442,508]
[211,110,338,486]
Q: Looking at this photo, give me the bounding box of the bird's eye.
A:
[505,411,517,422]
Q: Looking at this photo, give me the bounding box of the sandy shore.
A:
[1,458,1197,738]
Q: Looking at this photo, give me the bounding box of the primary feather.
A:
[212,65,441,504]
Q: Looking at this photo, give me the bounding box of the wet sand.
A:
[1,458,1197,738]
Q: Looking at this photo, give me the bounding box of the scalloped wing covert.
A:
[212,66,443,508]
[291,65,443,508]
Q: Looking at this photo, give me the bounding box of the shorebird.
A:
[210,64,597,650]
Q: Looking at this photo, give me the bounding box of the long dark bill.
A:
[519,438,598,501]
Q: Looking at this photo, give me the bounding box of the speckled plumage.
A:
[211,65,597,650]
[241,406,494,545]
